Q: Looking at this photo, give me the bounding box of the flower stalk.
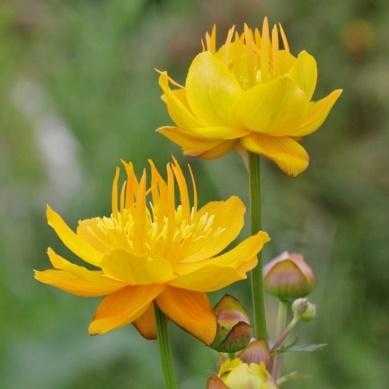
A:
[249,152,267,340]
[272,301,288,378]
[155,305,177,389]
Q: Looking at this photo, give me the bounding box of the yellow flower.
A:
[208,358,278,389]
[157,18,342,176]
[35,159,269,344]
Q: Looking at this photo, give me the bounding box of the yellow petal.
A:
[236,76,309,136]
[208,231,270,268]
[133,304,157,340]
[173,231,269,292]
[181,196,246,263]
[34,249,125,296]
[293,89,343,136]
[169,265,246,292]
[89,285,164,335]
[157,126,224,156]
[159,72,202,129]
[100,249,174,285]
[76,218,111,254]
[240,133,309,176]
[46,206,103,266]
[189,126,249,140]
[289,50,317,99]
[156,287,217,345]
[199,140,236,160]
[186,52,242,126]
[276,50,296,76]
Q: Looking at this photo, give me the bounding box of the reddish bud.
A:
[238,339,273,371]
[211,295,252,353]
[263,252,316,301]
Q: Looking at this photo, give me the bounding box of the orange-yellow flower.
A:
[35,159,269,345]
[157,18,342,176]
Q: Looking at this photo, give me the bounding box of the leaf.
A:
[287,343,327,352]
[274,342,327,354]
[277,371,311,386]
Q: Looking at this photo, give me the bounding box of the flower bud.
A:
[263,252,316,301]
[292,298,317,321]
[208,358,278,389]
[238,339,273,371]
[211,295,252,353]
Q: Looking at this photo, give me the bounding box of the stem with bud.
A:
[272,301,289,378]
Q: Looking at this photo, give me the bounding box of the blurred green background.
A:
[1,0,388,388]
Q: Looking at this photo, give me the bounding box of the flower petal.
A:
[156,287,217,345]
[157,126,223,156]
[169,266,245,292]
[276,50,297,76]
[189,126,249,140]
[209,231,270,268]
[133,304,157,340]
[34,249,125,296]
[89,285,164,335]
[159,72,202,129]
[186,52,242,126]
[46,206,103,266]
[76,218,112,255]
[293,89,343,136]
[100,249,174,285]
[199,140,236,160]
[236,76,309,136]
[181,196,246,263]
[289,50,317,99]
[172,232,270,292]
[240,133,309,176]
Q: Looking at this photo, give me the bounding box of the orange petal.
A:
[181,196,246,263]
[100,249,174,285]
[34,249,125,297]
[240,133,309,176]
[169,266,246,292]
[89,285,164,335]
[133,304,157,340]
[156,287,217,345]
[209,231,270,268]
[76,218,112,254]
[172,232,270,292]
[46,206,103,266]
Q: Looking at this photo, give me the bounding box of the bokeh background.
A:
[1,0,388,388]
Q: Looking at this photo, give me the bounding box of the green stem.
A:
[272,301,288,378]
[249,152,267,340]
[155,305,177,389]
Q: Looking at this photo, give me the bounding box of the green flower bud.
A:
[211,295,252,353]
[263,252,316,301]
[292,298,317,321]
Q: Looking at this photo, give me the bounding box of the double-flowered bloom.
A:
[35,159,269,345]
[158,18,342,176]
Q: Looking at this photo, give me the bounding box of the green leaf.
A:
[277,371,311,386]
[274,342,327,355]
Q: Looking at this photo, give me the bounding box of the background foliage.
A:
[1,0,388,388]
